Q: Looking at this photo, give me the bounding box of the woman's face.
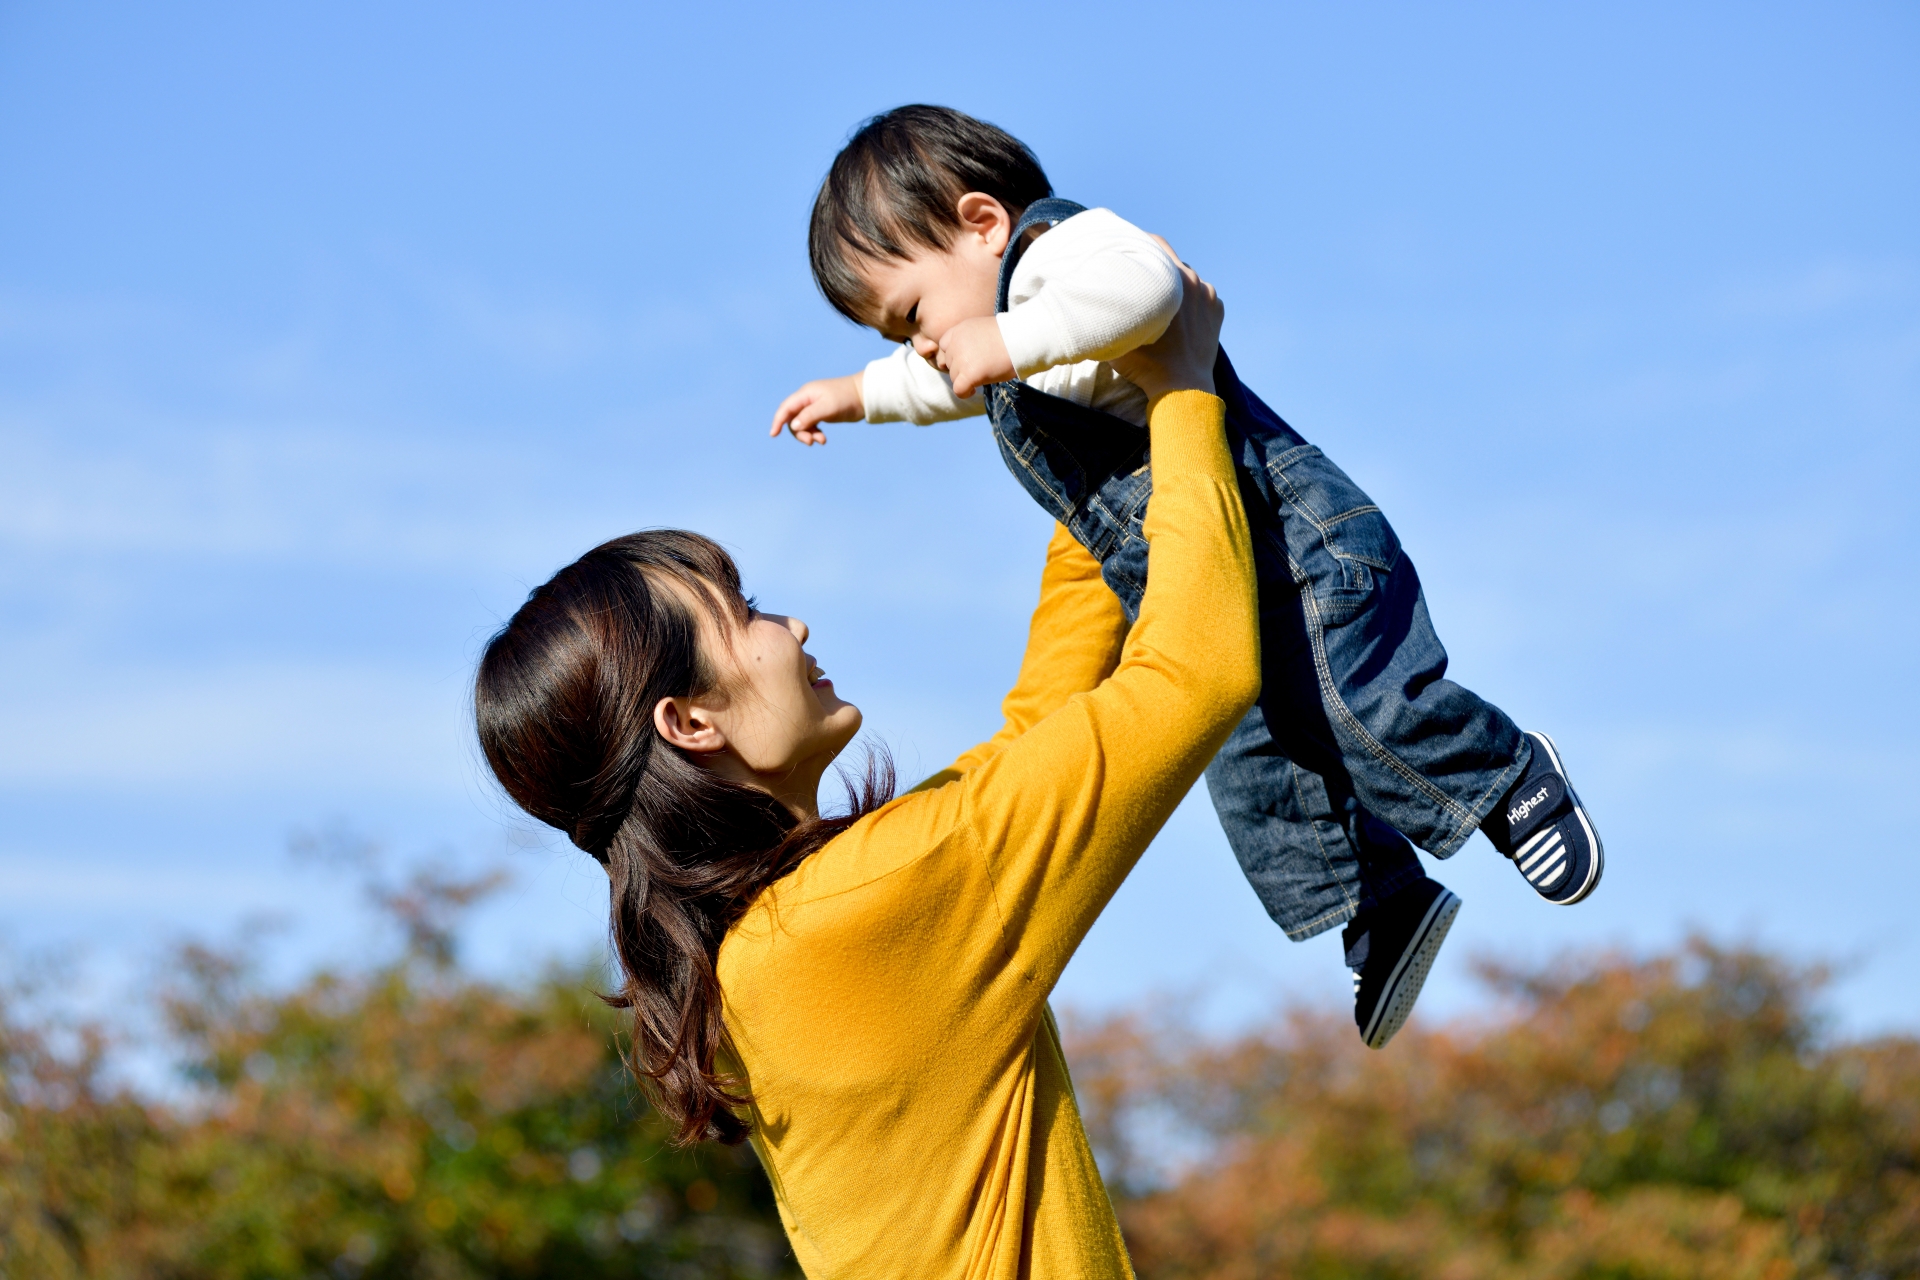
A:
[693,601,863,810]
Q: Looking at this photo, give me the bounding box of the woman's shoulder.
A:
[722,781,975,952]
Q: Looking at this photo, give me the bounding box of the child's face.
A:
[855,195,1011,360]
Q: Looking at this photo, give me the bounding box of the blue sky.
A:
[2,2,1916,1038]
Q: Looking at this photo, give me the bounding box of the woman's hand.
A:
[1111,239,1223,401]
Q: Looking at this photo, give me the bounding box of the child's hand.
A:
[771,374,865,446]
[935,317,1015,399]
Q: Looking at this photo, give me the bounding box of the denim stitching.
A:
[1269,460,1355,543]
[995,424,1075,527]
[1267,455,1396,556]
[1436,738,1532,859]
[1263,464,1474,841]
[1283,901,1358,942]
[1320,504,1383,528]
[1290,759,1351,921]
[1292,551,1478,841]
[1318,505,1400,572]
[1265,443,1322,474]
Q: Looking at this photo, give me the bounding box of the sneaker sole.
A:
[1528,732,1604,905]
[1362,889,1461,1049]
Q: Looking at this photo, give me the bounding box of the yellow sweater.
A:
[717,390,1259,1279]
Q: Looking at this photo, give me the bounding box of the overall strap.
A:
[995,198,1088,313]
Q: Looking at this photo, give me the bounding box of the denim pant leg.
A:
[1268,448,1532,860]
[1201,531,1427,940]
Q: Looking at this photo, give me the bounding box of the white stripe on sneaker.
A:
[1520,831,1563,874]
[1525,839,1565,881]
[1531,852,1567,886]
[1528,730,1606,906]
[1515,825,1555,862]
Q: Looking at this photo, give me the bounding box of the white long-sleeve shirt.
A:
[861,207,1184,429]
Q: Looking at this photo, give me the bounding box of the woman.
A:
[474,264,1255,1279]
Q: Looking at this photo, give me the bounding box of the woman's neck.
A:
[705,750,823,822]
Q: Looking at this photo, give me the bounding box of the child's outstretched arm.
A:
[770,373,865,447]
[772,345,988,444]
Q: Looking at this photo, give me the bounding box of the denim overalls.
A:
[984,200,1532,938]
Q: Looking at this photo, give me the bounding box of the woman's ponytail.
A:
[474,530,891,1145]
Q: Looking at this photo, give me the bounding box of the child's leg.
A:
[1264,449,1531,858]
[1204,705,1424,938]
[1201,539,1427,939]
[1317,548,1531,854]
[1205,531,1467,1049]
[1205,708,1433,935]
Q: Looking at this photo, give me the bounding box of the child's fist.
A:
[771,374,865,446]
[935,317,1015,399]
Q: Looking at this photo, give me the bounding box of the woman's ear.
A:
[653,695,727,755]
[955,191,1012,256]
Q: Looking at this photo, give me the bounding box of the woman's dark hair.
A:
[809,103,1053,324]
[474,529,892,1145]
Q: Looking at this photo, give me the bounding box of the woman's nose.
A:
[785,615,810,644]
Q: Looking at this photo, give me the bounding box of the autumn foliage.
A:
[0,863,791,1280]
[1066,940,1920,1279]
[3,856,1915,1279]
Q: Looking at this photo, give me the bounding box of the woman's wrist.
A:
[1144,389,1228,477]
[1137,366,1216,404]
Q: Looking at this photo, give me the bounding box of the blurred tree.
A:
[8,857,1916,1280]
[1065,937,1920,1279]
[0,856,793,1279]
[0,961,160,1279]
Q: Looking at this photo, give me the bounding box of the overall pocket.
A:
[1267,447,1403,618]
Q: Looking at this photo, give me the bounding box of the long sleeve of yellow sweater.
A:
[717,389,1258,1280]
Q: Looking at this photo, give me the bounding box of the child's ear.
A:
[954,192,1012,256]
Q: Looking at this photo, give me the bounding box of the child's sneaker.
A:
[1343,878,1462,1050]
[1485,730,1605,904]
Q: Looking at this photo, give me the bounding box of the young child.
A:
[772,105,1604,1048]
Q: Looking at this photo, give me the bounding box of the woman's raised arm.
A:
[914,249,1232,797]
[912,525,1128,793]
[914,264,1257,1016]
[954,379,1258,1001]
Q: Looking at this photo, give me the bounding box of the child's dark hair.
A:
[809,104,1052,324]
